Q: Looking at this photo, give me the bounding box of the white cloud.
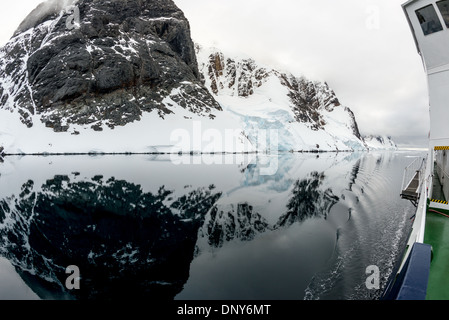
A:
[0,1,42,44]
[14,0,78,36]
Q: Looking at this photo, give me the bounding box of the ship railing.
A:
[400,157,426,203]
[402,157,427,190]
[382,158,431,300]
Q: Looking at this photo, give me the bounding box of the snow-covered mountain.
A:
[196,45,369,152]
[0,0,393,154]
[363,135,398,151]
[0,0,251,154]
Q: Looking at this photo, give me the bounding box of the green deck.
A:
[425,207,449,300]
[425,169,449,300]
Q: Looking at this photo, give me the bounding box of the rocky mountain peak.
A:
[197,46,350,132]
[196,45,366,150]
[196,45,270,98]
[0,0,220,133]
[363,135,398,150]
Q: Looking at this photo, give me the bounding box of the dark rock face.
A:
[279,75,341,131]
[204,50,269,98]
[344,106,363,140]
[0,0,220,132]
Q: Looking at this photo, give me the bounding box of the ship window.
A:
[416,4,443,35]
[437,0,449,28]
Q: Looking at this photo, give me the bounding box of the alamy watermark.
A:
[65,5,81,30]
[65,265,81,290]
[169,121,280,176]
[365,1,381,30]
[365,265,380,290]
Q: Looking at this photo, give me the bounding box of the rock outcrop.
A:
[0,0,220,133]
[196,46,368,151]
[363,135,398,150]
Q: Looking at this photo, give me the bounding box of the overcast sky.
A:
[0,0,430,148]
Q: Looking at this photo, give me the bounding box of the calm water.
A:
[0,151,421,300]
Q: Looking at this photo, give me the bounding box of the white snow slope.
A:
[363,135,398,151]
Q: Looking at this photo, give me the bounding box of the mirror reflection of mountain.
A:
[0,152,418,300]
[0,172,221,300]
[203,170,340,249]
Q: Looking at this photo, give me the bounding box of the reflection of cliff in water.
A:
[277,172,339,227]
[0,175,221,300]
[202,171,340,249]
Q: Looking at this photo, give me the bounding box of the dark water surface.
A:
[0,151,421,300]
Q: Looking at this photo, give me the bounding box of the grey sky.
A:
[0,0,430,148]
